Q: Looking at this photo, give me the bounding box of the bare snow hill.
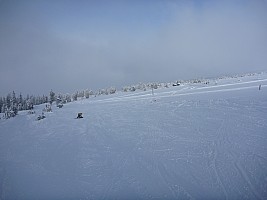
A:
[1,73,267,200]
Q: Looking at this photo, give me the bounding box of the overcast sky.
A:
[0,0,267,96]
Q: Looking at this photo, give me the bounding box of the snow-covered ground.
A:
[1,73,267,200]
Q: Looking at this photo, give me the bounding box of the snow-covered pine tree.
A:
[43,95,49,104]
[1,104,5,114]
[56,93,63,106]
[78,90,85,98]
[11,91,18,116]
[18,93,23,111]
[72,92,78,101]
[85,89,90,99]
[65,93,72,103]
[130,86,136,92]
[6,93,11,109]
[0,97,3,113]
[109,87,116,94]
[1,97,6,112]
[49,90,56,104]
[122,86,128,92]
[26,98,33,110]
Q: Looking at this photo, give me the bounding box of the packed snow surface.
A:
[1,73,267,200]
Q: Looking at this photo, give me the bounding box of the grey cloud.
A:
[0,0,267,96]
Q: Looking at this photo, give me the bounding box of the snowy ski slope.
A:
[1,73,267,200]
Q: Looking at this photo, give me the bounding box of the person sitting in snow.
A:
[77,113,83,119]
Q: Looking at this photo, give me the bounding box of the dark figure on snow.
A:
[259,84,262,90]
[77,113,83,119]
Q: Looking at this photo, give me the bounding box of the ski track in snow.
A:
[1,74,267,199]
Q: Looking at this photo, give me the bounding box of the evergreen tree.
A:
[49,90,56,104]
[1,104,5,114]
[11,91,18,116]
[56,94,62,106]
[11,91,17,105]
[6,93,11,109]
[65,94,72,103]
[43,95,48,104]
[109,87,116,94]
[78,90,85,98]
[18,93,23,111]
[72,92,78,101]
[0,97,3,113]
[85,89,90,99]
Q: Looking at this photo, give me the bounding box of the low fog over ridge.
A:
[0,0,267,96]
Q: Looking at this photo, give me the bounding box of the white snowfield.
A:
[1,73,267,200]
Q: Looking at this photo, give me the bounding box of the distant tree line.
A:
[0,91,49,119]
[0,78,218,119]
[1,72,261,119]
[0,88,94,119]
[0,81,191,119]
